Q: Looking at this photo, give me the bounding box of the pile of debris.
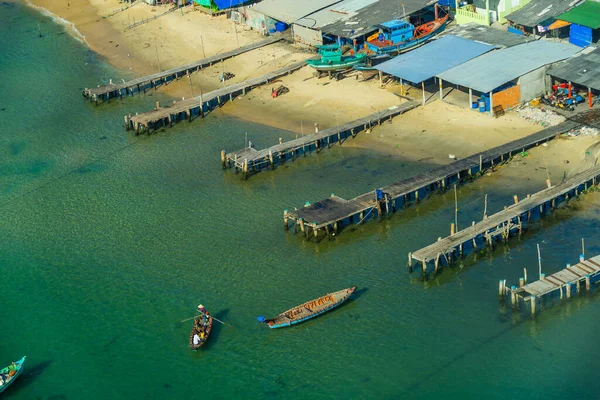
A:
[516,105,566,126]
[566,126,600,136]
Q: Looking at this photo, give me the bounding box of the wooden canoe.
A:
[0,356,26,394]
[189,313,213,350]
[263,287,356,329]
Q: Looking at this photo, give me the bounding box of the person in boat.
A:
[193,333,201,346]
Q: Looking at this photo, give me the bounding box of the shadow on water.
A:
[203,308,230,351]
[10,359,54,392]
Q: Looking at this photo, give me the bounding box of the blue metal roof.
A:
[437,40,581,93]
[374,35,495,84]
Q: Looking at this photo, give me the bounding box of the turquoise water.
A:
[3,3,600,399]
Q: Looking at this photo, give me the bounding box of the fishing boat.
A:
[259,286,356,329]
[306,45,367,72]
[0,356,26,394]
[189,311,213,350]
[365,5,448,56]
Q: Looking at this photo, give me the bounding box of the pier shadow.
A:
[415,200,590,286]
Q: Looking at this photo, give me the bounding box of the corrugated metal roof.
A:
[374,35,495,84]
[505,0,581,27]
[557,0,600,29]
[320,0,437,38]
[252,0,343,24]
[294,0,378,30]
[437,40,581,93]
[441,23,530,48]
[548,47,600,91]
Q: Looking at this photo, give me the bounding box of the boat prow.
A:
[262,286,356,329]
[0,356,26,394]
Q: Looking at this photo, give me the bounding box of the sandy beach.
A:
[22,0,600,169]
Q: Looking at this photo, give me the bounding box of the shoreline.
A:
[20,0,599,170]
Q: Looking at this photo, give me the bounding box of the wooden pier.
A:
[222,101,420,179]
[124,60,306,134]
[409,165,600,273]
[503,255,600,315]
[284,121,579,240]
[82,34,288,104]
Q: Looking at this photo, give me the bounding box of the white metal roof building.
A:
[436,40,581,115]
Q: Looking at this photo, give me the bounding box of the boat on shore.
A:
[189,311,213,350]
[0,356,26,394]
[365,5,449,56]
[260,287,356,329]
[306,45,367,72]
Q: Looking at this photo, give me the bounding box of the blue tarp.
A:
[373,35,495,84]
[213,0,245,9]
[569,24,592,48]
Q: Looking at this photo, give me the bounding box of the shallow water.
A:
[3,3,600,399]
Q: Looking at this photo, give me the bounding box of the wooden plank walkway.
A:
[284,121,580,239]
[222,101,421,178]
[124,60,307,134]
[502,255,600,315]
[410,165,600,273]
[82,34,288,104]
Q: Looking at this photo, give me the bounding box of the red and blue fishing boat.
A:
[365,5,448,56]
[0,356,26,394]
[259,287,356,329]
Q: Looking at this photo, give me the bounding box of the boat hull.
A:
[264,287,356,329]
[189,314,213,350]
[0,357,26,394]
[367,15,448,56]
[306,54,368,72]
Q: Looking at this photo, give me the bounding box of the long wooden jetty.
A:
[221,101,420,179]
[502,255,600,315]
[82,34,287,104]
[409,165,600,273]
[283,121,579,240]
[124,60,306,134]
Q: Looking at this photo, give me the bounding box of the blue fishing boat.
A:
[366,5,448,55]
[306,45,367,72]
[0,356,26,394]
[259,287,356,329]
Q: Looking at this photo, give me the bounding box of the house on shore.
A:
[504,0,579,36]
[555,0,600,47]
[236,0,439,47]
[435,40,580,115]
[454,0,532,26]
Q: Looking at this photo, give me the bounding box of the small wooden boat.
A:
[189,313,213,350]
[261,287,356,329]
[306,45,367,72]
[0,356,26,394]
[366,5,449,56]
